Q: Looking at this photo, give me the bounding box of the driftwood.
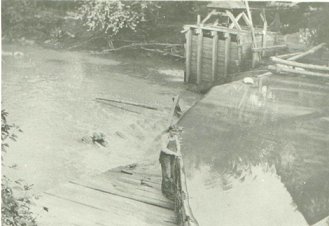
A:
[268,65,329,78]
[271,57,329,72]
[140,47,184,59]
[101,42,183,53]
[95,99,141,114]
[96,98,158,110]
[287,43,326,61]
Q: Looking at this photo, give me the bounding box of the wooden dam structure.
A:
[183,2,285,85]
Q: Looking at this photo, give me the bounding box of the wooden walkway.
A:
[35,163,177,226]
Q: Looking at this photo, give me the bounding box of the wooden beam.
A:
[185,28,192,83]
[241,12,253,28]
[201,9,216,24]
[268,65,329,78]
[244,0,253,26]
[183,25,263,35]
[225,10,242,31]
[288,43,326,61]
[224,33,231,77]
[260,10,268,56]
[244,0,260,68]
[252,44,287,52]
[196,28,203,84]
[276,51,303,59]
[271,57,329,72]
[211,31,218,81]
[228,12,244,29]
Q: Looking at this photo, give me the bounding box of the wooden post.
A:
[244,0,259,68]
[211,31,218,82]
[224,33,231,77]
[196,28,203,84]
[260,9,268,57]
[237,35,242,69]
[185,28,192,83]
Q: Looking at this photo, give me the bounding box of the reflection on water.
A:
[179,74,329,225]
[187,165,307,226]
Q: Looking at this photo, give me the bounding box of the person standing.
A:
[159,127,181,200]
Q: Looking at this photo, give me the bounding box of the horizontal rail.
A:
[252,44,287,52]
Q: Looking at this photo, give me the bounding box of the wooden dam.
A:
[182,2,285,86]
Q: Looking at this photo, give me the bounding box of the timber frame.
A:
[182,6,284,85]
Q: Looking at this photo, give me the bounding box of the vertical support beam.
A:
[260,9,268,57]
[211,31,218,82]
[252,50,258,68]
[185,28,192,83]
[224,33,231,77]
[237,35,242,70]
[196,28,203,84]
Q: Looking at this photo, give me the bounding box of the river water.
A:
[2,44,200,194]
[179,74,329,225]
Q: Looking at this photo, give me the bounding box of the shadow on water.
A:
[179,74,329,225]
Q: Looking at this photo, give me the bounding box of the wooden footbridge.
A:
[35,163,177,226]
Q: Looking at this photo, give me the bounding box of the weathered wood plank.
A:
[42,183,176,226]
[69,176,174,210]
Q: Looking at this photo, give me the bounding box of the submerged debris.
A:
[81,132,108,147]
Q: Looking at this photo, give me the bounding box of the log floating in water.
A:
[95,99,141,114]
[287,43,326,61]
[268,65,329,78]
[96,98,158,110]
[271,57,329,72]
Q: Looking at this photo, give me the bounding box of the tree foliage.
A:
[78,0,159,37]
[1,110,37,226]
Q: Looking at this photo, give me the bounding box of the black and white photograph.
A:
[1,1,329,225]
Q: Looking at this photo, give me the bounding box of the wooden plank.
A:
[224,33,231,77]
[212,31,219,81]
[196,28,203,84]
[42,183,177,226]
[185,28,192,82]
[69,179,174,210]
